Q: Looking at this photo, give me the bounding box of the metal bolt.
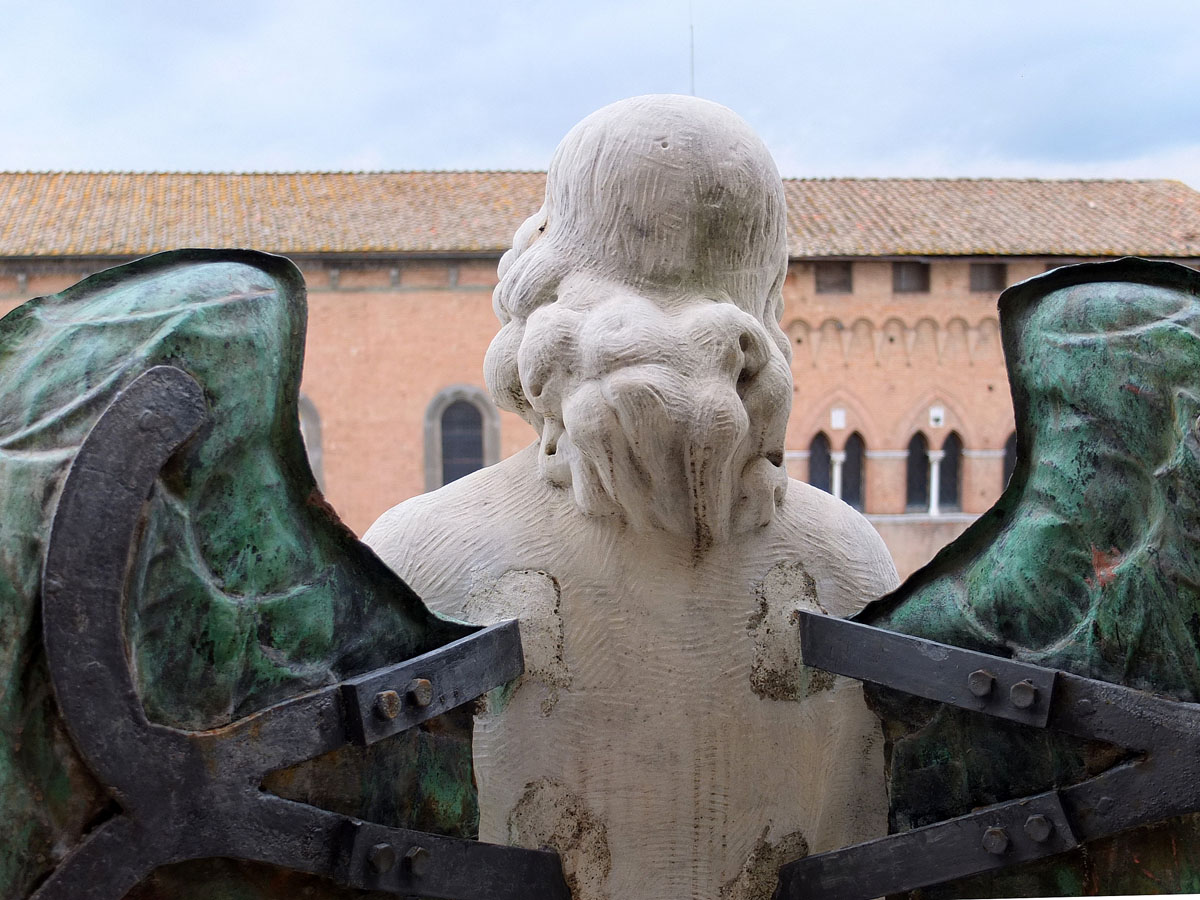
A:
[1076,699,1095,717]
[1024,814,1054,843]
[982,827,1010,855]
[1097,796,1115,815]
[967,669,995,698]
[1010,679,1037,710]
[368,842,397,873]
[374,689,402,720]
[407,677,434,708]
[405,845,431,875]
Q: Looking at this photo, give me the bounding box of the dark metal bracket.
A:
[33,366,569,900]
[775,611,1200,900]
[341,620,522,746]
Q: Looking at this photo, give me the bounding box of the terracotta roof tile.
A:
[1,172,1198,259]
[783,178,1200,258]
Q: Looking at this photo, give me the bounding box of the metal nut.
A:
[374,689,402,720]
[967,669,995,698]
[1009,679,1037,710]
[407,677,434,708]
[405,845,431,875]
[368,842,397,873]
[1024,814,1054,843]
[981,826,1010,855]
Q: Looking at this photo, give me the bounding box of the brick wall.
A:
[3,253,1194,580]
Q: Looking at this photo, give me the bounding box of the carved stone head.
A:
[484,95,794,548]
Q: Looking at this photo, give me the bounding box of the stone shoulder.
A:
[363,446,551,606]
[774,478,900,614]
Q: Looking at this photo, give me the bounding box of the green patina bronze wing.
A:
[0,250,478,899]
[862,257,1200,896]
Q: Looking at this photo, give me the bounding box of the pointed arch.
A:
[808,432,832,493]
[842,432,865,511]
[790,390,883,454]
[889,389,978,451]
[424,384,501,491]
[906,432,929,511]
[939,431,963,511]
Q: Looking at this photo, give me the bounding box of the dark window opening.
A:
[893,261,931,293]
[940,432,962,511]
[809,433,831,494]
[441,400,484,485]
[815,261,853,294]
[906,432,929,510]
[969,263,1007,292]
[1004,432,1018,488]
[843,432,865,511]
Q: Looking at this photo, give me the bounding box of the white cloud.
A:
[0,0,1196,190]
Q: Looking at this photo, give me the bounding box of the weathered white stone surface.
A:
[366,94,899,900]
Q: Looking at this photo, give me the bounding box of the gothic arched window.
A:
[424,385,501,491]
[441,401,484,485]
[906,432,929,511]
[842,432,865,511]
[939,432,963,511]
[808,432,832,493]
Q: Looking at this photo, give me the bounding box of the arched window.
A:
[939,432,962,511]
[441,401,483,485]
[424,385,501,491]
[842,432,865,511]
[808,432,831,493]
[906,433,929,511]
[1003,432,1018,488]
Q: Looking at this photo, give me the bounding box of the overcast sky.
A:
[2,1,1197,187]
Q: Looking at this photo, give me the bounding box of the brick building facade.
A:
[2,172,1198,577]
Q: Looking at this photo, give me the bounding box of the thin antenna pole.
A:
[689,0,696,95]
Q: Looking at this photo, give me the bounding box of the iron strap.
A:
[796,608,1056,728]
[35,366,568,900]
[776,611,1200,900]
[780,790,1079,900]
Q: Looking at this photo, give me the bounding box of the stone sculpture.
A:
[366,95,899,899]
[861,258,1200,896]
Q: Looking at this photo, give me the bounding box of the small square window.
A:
[969,263,1007,292]
[815,261,853,294]
[893,261,930,293]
